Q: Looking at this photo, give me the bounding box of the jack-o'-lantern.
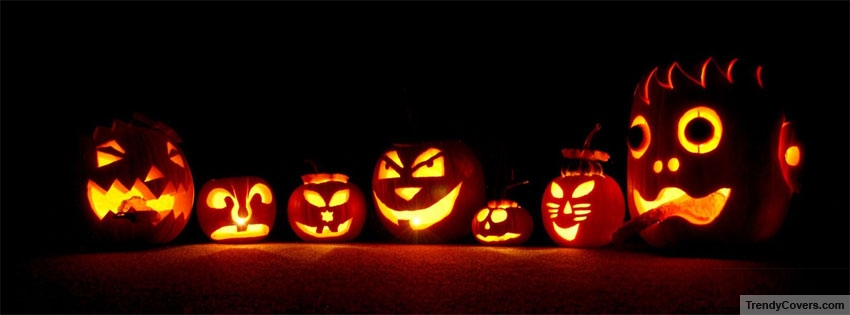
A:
[80,114,194,245]
[541,124,625,248]
[624,57,803,248]
[472,199,534,246]
[197,176,276,243]
[372,140,486,243]
[287,172,367,242]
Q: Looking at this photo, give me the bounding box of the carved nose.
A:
[144,165,164,182]
[395,187,421,201]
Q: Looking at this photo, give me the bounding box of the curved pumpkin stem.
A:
[501,179,530,200]
[304,159,319,173]
[583,123,602,151]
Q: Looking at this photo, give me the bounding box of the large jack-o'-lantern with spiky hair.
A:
[372,140,486,243]
[80,114,194,245]
[624,57,803,248]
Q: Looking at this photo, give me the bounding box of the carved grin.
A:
[553,222,580,241]
[373,183,462,230]
[295,218,353,237]
[476,232,521,243]
[211,224,270,240]
[632,187,731,225]
[87,179,191,223]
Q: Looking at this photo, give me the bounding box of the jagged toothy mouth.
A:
[87,179,190,223]
[295,218,353,237]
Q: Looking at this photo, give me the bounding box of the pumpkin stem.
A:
[501,179,530,199]
[304,159,319,173]
[582,123,602,151]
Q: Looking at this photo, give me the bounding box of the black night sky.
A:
[2,1,848,267]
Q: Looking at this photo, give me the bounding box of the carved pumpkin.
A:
[287,173,367,242]
[624,57,803,248]
[472,199,534,246]
[372,140,486,243]
[80,114,194,245]
[541,124,625,248]
[197,176,276,243]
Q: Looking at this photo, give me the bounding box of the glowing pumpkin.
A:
[287,173,367,242]
[624,57,803,248]
[372,140,486,243]
[541,124,625,248]
[197,176,276,243]
[472,199,534,246]
[80,114,194,245]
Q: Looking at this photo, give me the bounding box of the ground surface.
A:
[7,242,848,314]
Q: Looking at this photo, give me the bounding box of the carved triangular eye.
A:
[96,140,125,167]
[572,180,595,198]
[304,190,326,208]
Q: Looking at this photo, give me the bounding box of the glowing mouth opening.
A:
[633,187,731,225]
[87,179,189,221]
[373,183,462,230]
[476,233,521,242]
[211,224,270,240]
[296,218,353,238]
[553,223,580,241]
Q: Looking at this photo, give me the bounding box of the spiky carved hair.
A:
[633,57,765,107]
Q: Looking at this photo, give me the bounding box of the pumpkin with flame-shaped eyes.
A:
[197,176,276,243]
[80,114,194,245]
[625,57,803,248]
[372,140,486,243]
[541,124,625,248]
[287,173,367,243]
[472,200,534,246]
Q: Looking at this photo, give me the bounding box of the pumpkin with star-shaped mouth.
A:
[541,124,625,248]
[80,114,194,245]
[625,57,803,248]
[287,173,367,242]
[372,140,486,243]
[197,176,276,243]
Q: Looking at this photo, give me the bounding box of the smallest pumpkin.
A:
[541,124,625,248]
[197,176,277,243]
[472,199,534,246]
[287,171,367,243]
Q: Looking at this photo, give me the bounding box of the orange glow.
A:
[667,158,680,172]
[476,233,522,243]
[678,106,723,154]
[553,223,579,241]
[632,187,730,225]
[629,115,650,159]
[373,182,461,230]
[166,141,185,168]
[725,58,738,83]
[785,146,800,166]
[144,166,164,182]
[638,58,742,105]
[87,179,188,220]
[640,67,659,105]
[757,65,764,88]
[295,218,353,237]
[653,161,663,174]
[210,224,270,240]
[95,140,125,167]
[303,173,349,185]
[395,187,421,201]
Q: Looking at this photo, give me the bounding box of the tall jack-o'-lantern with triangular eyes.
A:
[625,57,804,248]
[372,140,486,243]
[80,114,194,245]
[197,176,276,243]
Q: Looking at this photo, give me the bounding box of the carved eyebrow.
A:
[412,148,442,169]
[97,140,125,154]
[383,150,403,168]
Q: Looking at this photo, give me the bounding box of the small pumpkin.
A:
[472,199,534,246]
[372,140,486,243]
[287,170,367,243]
[541,124,625,248]
[624,57,803,248]
[80,113,194,245]
[197,176,276,243]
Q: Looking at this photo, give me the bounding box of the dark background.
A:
[2,0,848,297]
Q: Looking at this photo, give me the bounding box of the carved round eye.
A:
[628,115,651,159]
[490,209,508,223]
[476,209,490,222]
[678,106,722,154]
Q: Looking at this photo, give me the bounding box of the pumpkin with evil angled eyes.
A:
[626,57,804,248]
[287,173,367,242]
[472,199,534,246]
[80,114,194,245]
[372,140,486,243]
[541,124,625,248]
[197,176,276,243]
